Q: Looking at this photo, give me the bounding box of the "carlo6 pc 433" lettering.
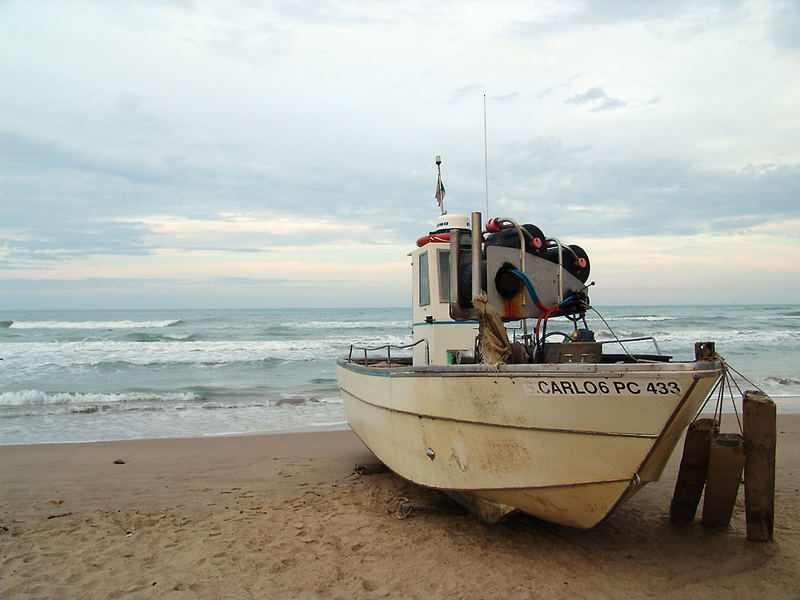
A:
[527,379,682,396]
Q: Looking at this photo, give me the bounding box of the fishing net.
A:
[473,292,512,369]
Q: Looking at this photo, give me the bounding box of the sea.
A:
[1,305,798,445]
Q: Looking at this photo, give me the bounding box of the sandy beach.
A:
[2,416,798,599]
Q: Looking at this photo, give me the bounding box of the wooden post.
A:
[743,390,777,542]
[670,418,718,522]
[702,432,745,528]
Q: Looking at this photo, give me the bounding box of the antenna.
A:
[483,94,489,218]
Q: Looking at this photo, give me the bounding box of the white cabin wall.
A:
[412,244,478,366]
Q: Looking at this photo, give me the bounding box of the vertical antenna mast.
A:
[483,94,489,218]
[435,155,445,215]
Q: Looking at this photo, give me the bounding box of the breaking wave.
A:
[615,315,677,322]
[284,319,410,330]
[764,376,800,387]
[0,389,200,408]
[8,319,183,330]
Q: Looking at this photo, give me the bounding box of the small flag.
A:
[435,174,445,208]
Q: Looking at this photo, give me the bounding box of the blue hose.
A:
[511,268,575,310]
[509,268,541,304]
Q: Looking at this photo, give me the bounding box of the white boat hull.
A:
[337,359,723,528]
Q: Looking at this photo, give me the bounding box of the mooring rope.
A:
[386,496,414,519]
[714,352,764,392]
[386,496,446,519]
[692,352,759,434]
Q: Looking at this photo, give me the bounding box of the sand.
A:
[1,416,799,599]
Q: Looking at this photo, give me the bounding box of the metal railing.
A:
[598,336,662,356]
[347,338,429,367]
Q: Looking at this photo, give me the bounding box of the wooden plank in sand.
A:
[670,418,718,522]
[743,390,777,542]
[701,432,745,528]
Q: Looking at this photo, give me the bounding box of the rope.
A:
[693,374,721,420]
[386,497,414,519]
[691,352,759,435]
[473,292,512,368]
[713,352,764,392]
[386,496,446,519]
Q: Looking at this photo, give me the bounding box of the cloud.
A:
[491,92,519,103]
[0,222,153,268]
[566,87,627,111]
[0,0,798,307]
[486,137,800,239]
[768,1,800,52]
[452,84,485,104]
[537,74,582,99]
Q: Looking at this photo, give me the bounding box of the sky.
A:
[1,0,799,309]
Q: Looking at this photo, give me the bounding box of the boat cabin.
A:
[411,214,478,366]
[410,212,599,368]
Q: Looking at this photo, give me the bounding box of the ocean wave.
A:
[0,320,12,328]
[594,330,659,341]
[0,338,411,382]
[0,391,344,416]
[285,320,410,330]
[85,356,286,370]
[8,319,183,330]
[614,315,677,322]
[591,326,798,346]
[764,376,800,386]
[0,389,199,408]
[123,332,200,342]
[313,394,344,404]
[0,391,342,414]
[1,340,346,367]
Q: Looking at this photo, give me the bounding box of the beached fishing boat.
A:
[337,203,724,529]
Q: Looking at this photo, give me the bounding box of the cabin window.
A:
[438,250,450,302]
[419,252,430,305]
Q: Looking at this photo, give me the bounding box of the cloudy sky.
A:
[1,0,798,309]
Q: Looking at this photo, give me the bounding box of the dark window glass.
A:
[438,250,450,302]
[419,252,430,305]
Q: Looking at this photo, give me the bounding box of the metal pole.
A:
[471,212,482,302]
[483,94,489,218]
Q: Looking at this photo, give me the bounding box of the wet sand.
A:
[1,416,798,599]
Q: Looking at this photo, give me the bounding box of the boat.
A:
[337,196,724,529]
